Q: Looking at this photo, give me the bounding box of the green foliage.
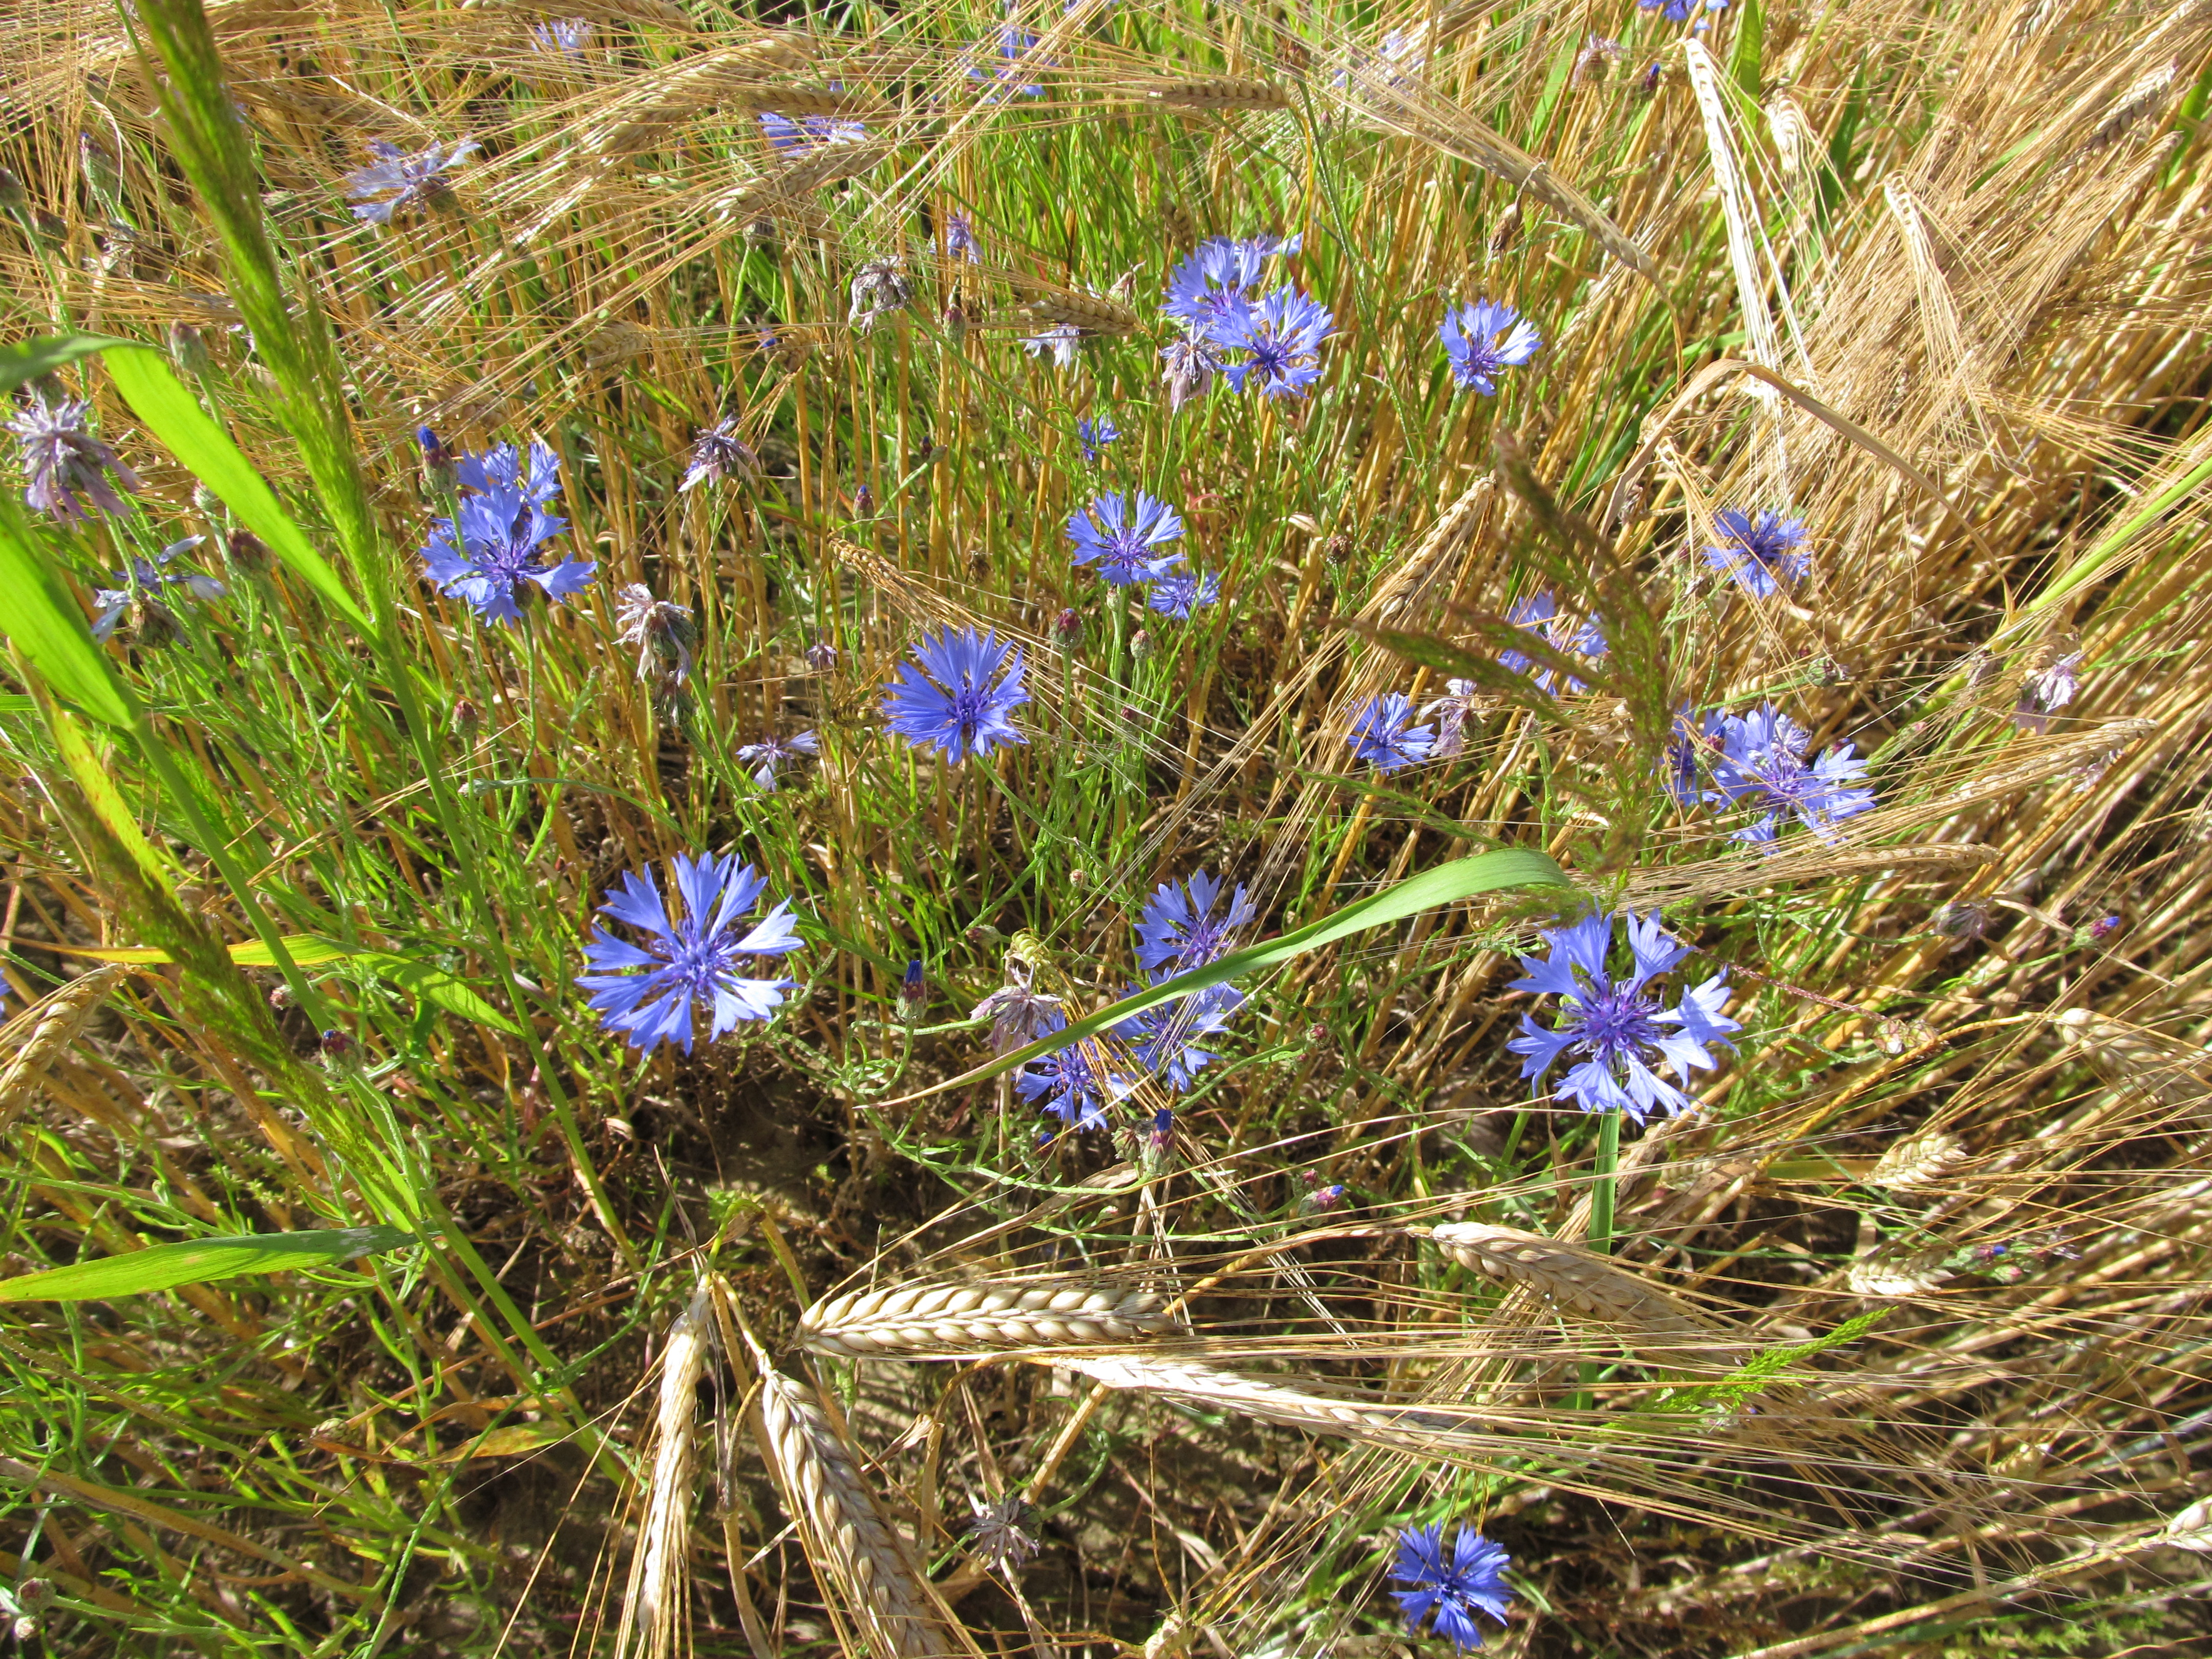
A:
[0,1227,415,1303]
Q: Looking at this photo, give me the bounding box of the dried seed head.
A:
[1430,1221,1739,1366]
[1142,76,1293,112]
[1846,1255,1952,1297]
[797,1278,1168,1358]
[1869,1132,1966,1190]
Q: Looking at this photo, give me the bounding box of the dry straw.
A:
[1429,1222,1742,1367]
[799,1277,1167,1357]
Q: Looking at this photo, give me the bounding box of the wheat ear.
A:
[613,1283,710,1659]
[799,1278,1166,1358]
[1429,1222,1742,1367]
[1011,287,1141,335]
[0,964,129,1135]
[754,1365,946,1658]
[1869,1132,1968,1189]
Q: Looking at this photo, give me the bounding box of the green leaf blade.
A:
[0,1227,417,1303]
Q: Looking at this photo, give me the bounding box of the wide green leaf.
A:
[0,1227,416,1303]
[885,847,1572,1104]
[0,335,116,398]
[101,345,373,631]
[0,509,137,728]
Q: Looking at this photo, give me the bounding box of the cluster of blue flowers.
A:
[419,438,597,627]
[1065,491,1220,618]
[1667,701,1877,844]
[1157,234,1337,405]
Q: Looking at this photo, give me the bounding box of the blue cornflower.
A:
[1347,692,1435,773]
[883,627,1031,763]
[343,138,477,226]
[1703,509,1811,597]
[1507,911,1739,1122]
[1497,592,1606,694]
[945,209,982,264]
[1663,703,1729,807]
[90,537,226,642]
[1438,300,1542,396]
[1389,1523,1512,1652]
[1016,1038,1133,1132]
[8,393,140,524]
[1068,491,1185,587]
[528,16,592,54]
[578,853,803,1055]
[968,21,1047,98]
[1077,416,1121,462]
[1136,870,1256,975]
[736,730,819,792]
[1159,329,1224,413]
[1161,233,1302,339]
[1115,982,1243,1090]
[1709,703,1876,844]
[759,111,869,151]
[421,438,595,625]
[1217,287,1336,398]
[1145,568,1220,619]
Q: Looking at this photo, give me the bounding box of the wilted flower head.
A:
[1068,491,1185,587]
[1159,329,1224,413]
[1136,871,1256,976]
[8,393,140,524]
[945,209,982,263]
[1020,322,1082,369]
[1439,300,1542,396]
[1145,567,1220,619]
[1077,415,1121,462]
[614,584,696,687]
[966,1493,1040,1572]
[421,437,596,625]
[1710,702,1877,844]
[1347,692,1435,773]
[343,138,477,226]
[1419,678,1483,758]
[578,853,804,1054]
[884,626,1030,762]
[2015,649,2085,733]
[848,259,913,331]
[735,730,819,792]
[1702,508,1811,597]
[1389,1523,1512,1652]
[90,537,226,642]
[680,418,759,491]
[1576,33,1625,79]
[806,634,838,673]
[1217,287,1336,398]
[1507,911,1739,1122]
[973,956,1067,1053]
[1017,1037,1133,1132]
[759,111,869,151]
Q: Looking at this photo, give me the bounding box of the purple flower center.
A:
[1571,982,1663,1059]
[1243,330,1297,381]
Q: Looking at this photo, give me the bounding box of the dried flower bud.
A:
[225,527,270,571]
[1053,607,1083,648]
[452,696,481,732]
[1129,628,1153,661]
[269,984,295,1011]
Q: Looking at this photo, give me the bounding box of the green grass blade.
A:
[0,334,115,396]
[0,510,137,729]
[0,1227,417,1304]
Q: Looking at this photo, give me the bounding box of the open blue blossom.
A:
[90,537,226,641]
[1068,491,1185,586]
[578,853,803,1054]
[759,111,869,151]
[9,393,141,524]
[528,16,592,54]
[1136,871,1256,975]
[736,730,819,792]
[969,22,1047,98]
[1017,1038,1133,1132]
[1115,982,1244,1090]
[1497,592,1606,694]
[1663,703,1729,807]
[1161,233,1302,339]
[884,627,1030,762]
[1348,692,1435,773]
[421,438,595,625]
[1077,416,1121,462]
[1710,703,1876,844]
[1703,509,1811,597]
[1439,300,1542,396]
[1217,287,1336,398]
[1642,0,1727,19]
[344,138,477,225]
[1145,568,1220,619]
[1159,330,1224,412]
[1389,1523,1512,1652]
[1507,911,1740,1122]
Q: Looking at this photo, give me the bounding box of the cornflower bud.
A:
[1053,607,1083,648]
[898,959,927,1024]
[318,1028,356,1064]
[225,527,270,572]
[167,320,211,375]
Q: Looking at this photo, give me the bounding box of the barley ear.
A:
[613,1282,712,1659]
[798,1277,1167,1358]
[0,964,130,1135]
